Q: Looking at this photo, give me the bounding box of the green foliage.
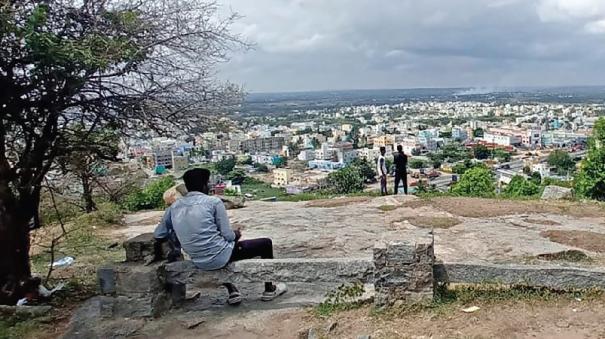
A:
[473,144,491,160]
[493,149,512,162]
[227,168,247,185]
[428,143,470,163]
[530,172,542,185]
[123,176,175,211]
[543,177,574,189]
[452,159,485,175]
[473,128,484,138]
[451,167,495,197]
[327,166,365,194]
[253,163,269,173]
[74,202,123,227]
[409,158,427,169]
[548,150,576,175]
[238,156,253,165]
[216,157,236,175]
[504,176,542,198]
[314,283,365,317]
[575,118,605,200]
[350,158,377,182]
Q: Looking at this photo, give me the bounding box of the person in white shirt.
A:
[377,146,388,195]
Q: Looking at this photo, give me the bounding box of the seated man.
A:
[154,168,286,305]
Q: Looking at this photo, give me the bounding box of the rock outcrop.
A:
[541,186,573,200]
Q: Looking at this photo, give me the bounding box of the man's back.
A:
[394,151,407,173]
[155,191,235,270]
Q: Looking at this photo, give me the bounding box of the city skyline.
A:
[217,0,605,93]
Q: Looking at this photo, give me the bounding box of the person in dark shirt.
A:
[393,145,408,195]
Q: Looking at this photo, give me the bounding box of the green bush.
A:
[503,176,542,198]
[123,176,175,211]
[575,118,605,201]
[451,167,495,197]
[75,202,124,227]
[216,157,236,175]
[327,167,365,194]
[350,158,376,182]
[409,158,427,169]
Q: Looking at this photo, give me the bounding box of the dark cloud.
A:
[217,0,605,92]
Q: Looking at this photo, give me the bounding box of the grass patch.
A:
[379,283,604,318]
[537,250,592,262]
[405,216,461,229]
[378,205,398,212]
[313,283,367,317]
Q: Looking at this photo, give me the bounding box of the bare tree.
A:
[0,0,245,304]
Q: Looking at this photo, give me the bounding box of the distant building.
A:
[297,149,316,161]
[452,127,469,141]
[172,155,189,171]
[273,168,292,187]
[240,137,285,153]
[308,160,344,171]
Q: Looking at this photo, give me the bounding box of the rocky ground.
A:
[89,195,605,338]
[114,195,605,266]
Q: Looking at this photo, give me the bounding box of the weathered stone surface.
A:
[97,266,116,295]
[374,241,435,307]
[103,263,165,295]
[112,293,171,318]
[165,258,374,285]
[541,186,573,200]
[62,297,147,339]
[434,262,605,290]
[219,196,246,210]
[123,233,157,262]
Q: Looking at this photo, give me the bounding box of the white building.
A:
[297,149,316,161]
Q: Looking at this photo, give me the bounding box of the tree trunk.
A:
[0,194,32,305]
[81,174,96,213]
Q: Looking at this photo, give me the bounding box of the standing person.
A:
[377,146,388,195]
[394,145,408,195]
[154,168,287,305]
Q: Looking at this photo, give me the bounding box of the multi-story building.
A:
[297,149,316,161]
[240,137,285,153]
[273,169,292,187]
[452,127,469,141]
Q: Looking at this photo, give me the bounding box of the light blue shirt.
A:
[154,192,235,270]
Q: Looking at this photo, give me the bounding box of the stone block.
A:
[113,263,165,295]
[97,266,116,295]
[123,233,157,262]
[112,293,172,318]
[541,186,573,200]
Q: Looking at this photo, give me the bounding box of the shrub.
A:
[504,176,541,198]
[327,167,365,194]
[575,118,605,201]
[409,158,426,169]
[451,167,495,197]
[216,157,236,175]
[123,176,175,211]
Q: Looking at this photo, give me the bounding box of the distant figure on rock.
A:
[394,145,408,195]
[154,168,287,305]
[377,146,388,195]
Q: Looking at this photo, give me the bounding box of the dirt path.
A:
[138,296,605,339]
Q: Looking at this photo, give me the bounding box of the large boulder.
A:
[163,183,188,206]
[163,183,245,209]
[541,185,573,200]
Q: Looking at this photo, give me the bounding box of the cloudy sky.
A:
[216,0,605,93]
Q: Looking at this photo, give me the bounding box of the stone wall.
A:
[373,239,435,307]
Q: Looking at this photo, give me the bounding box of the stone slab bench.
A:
[435,262,605,290]
[165,257,375,286]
